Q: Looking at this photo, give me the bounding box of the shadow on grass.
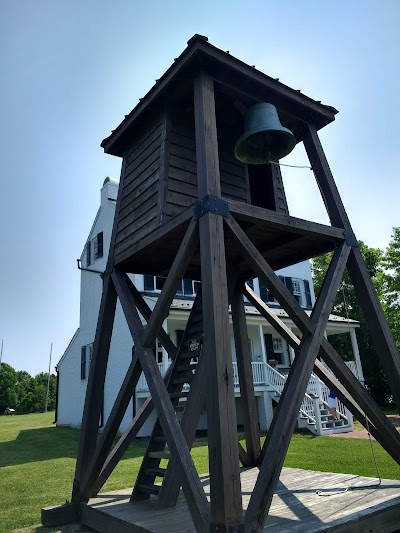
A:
[1,425,149,468]
[13,524,91,532]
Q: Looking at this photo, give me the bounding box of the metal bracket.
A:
[345,232,358,247]
[193,195,229,220]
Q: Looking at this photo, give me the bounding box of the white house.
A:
[56,177,365,437]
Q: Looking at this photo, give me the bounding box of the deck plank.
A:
[82,467,400,532]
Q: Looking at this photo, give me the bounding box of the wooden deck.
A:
[81,467,400,532]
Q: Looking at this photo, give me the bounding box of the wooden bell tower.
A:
[43,35,400,532]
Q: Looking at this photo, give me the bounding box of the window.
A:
[80,346,86,380]
[304,279,312,307]
[291,278,303,306]
[259,279,274,303]
[272,337,283,353]
[143,274,155,291]
[176,279,199,297]
[143,275,199,297]
[86,232,103,266]
[81,343,93,380]
[155,340,163,364]
[143,275,165,292]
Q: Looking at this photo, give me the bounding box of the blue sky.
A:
[0,0,399,375]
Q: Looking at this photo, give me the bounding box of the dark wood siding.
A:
[166,117,249,219]
[114,117,163,258]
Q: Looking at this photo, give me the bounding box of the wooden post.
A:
[72,273,117,502]
[194,71,244,531]
[244,243,350,531]
[242,284,400,465]
[114,269,210,532]
[304,123,400,411]
[231,282,261,466]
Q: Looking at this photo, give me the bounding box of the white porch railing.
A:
[137,362,164,391]
[232,361,266,386]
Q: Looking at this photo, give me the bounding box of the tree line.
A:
[312,227,400,406]
[0,363,56,414]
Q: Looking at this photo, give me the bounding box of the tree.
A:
[311,241,392,405]
[381,227,400,347]
[0,363,18,412]
[0,364,57,414]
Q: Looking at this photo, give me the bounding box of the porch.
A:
[136,359,361,436]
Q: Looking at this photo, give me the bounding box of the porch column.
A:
[161,319,169,374]
[288,328,296,364]
[350,328,365,383]
[259,325,267,363]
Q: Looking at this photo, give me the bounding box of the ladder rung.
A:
[143,467,167,477]
[148,451,171,459]
[176,363,197,372]
[153,436,167,443]
[169,391,189,399]
[171,377,192,385]
[179,351,196,359]
[136,484,160,495]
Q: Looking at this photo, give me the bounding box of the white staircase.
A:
[263,363,354,436]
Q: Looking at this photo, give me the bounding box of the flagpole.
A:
[0,340,3,376]
[45,343,53,413]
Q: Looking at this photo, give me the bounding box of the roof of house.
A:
[101,34,338,156]
[145,297,359,325]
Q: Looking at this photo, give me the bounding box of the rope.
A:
[316,284,382,496]
[268,160,312,169]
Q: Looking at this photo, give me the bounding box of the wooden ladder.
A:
[131,291,204,501]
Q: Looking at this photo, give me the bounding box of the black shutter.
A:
[259,279,268,302]
[96,232,103,259]
[264,334,274,360]
[80,346,86,380]
[183,278,193,295]
[304,279,312,307]
[86,241,91,266]
[284,276,294,294]
[143,275,155,291]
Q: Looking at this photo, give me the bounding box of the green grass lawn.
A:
[1,412,400,532]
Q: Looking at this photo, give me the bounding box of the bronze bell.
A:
[234,103,296,164]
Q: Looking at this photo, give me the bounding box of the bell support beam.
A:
[195,69,244,531]
[243,242,350,532]
[304,123,400,411]
[230,281,261,466]
[141,217,199,349]
[243,285,400,465]
[72,273,117,502]
[113,268,210,532]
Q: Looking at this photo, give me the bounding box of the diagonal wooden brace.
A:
[72,274,117,502]
[141,218,199,348]
[242,242,350,532]
[304,123,400,411]
[113,269,210,532]
[80,347,142,499]
[243,284,400,465]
